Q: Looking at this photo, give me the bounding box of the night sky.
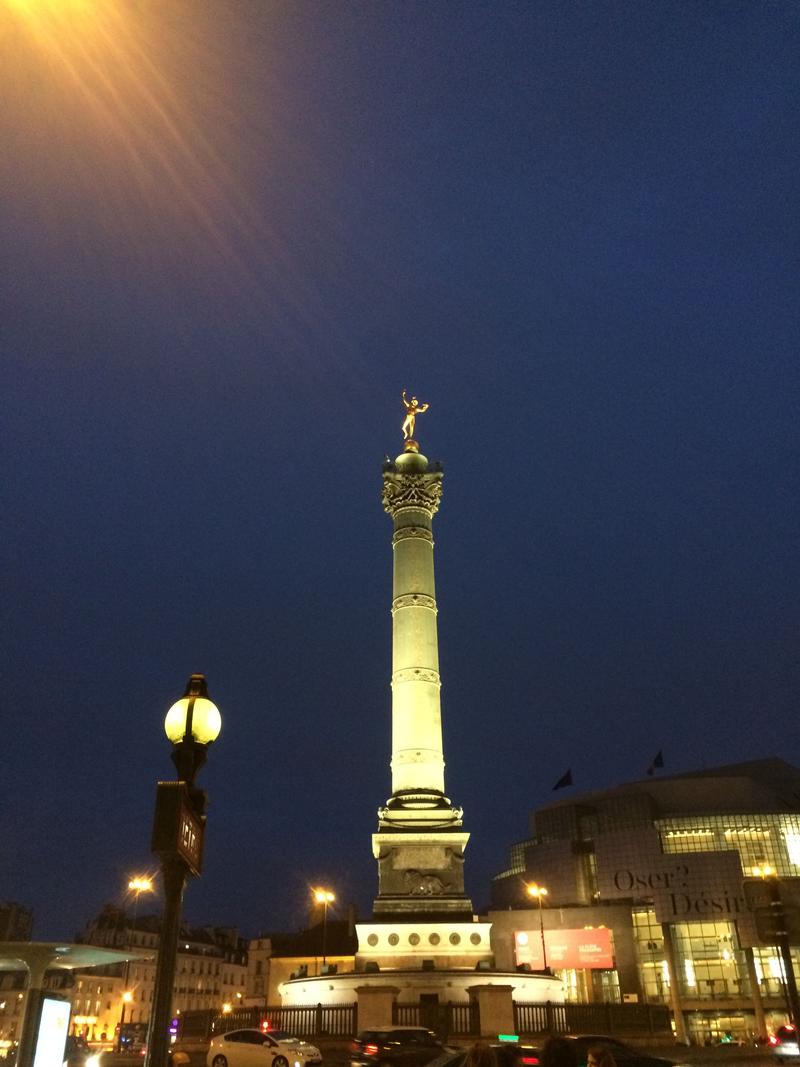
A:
[2,2,799,944]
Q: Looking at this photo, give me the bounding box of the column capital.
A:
[382,468,443,517]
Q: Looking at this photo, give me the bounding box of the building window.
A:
[672,919,747,1000]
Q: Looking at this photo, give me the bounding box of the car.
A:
[771,1025,800,1060]
[63,1037,105,1067]
[350,1028,448,1067]
[207,1028,322,1067]
[424,1043,539,1067]
[564,1036,678,1067]
[426,1036,684,1067]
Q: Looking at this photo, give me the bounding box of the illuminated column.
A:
[372,437,472,919]
[380,446,457,820]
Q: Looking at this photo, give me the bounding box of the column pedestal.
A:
[467,984,515,1038]
[355,986,400,1031]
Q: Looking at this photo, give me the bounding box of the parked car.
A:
[207,1028,322,1067]
[351,1028,448,1067]
[771,1025,800,1060]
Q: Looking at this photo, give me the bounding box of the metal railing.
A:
[392,1002,479,1036]
[513,1001,672,1036]
[180,998,668,1043]
[175,1004,357,1041]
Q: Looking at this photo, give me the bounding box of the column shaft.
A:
[391,504,444,795]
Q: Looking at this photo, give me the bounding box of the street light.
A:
[753,864,800,1025]
[313,889,335,971]
[526,884,549,972]
[117,876,154,1051]
[145,674,221,1067]
[118,991,133,1049]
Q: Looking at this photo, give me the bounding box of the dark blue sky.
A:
[2,1,798,942]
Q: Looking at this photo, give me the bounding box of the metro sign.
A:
[151,781,205,876]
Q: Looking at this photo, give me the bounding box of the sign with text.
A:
[515,927,614,970]
[151,781,205,876]
[593,830,747,926]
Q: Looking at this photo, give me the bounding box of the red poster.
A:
[514,927,614,970]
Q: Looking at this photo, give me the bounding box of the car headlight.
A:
[86,1055,102,1067]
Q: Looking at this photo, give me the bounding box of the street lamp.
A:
[313,889,335,971]
[526,884,549,972]
[145,674,221,1067]
[118,991,133,1049]
[753,864,800,1025]
[117,876,154,1051]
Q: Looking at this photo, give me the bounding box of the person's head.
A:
[463,1042,499,1067]
[587,1046,617,1067]
[539,1037,579,1067]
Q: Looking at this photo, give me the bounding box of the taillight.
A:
[364,1045,379,1056]
[522,1058,539,1065]
[769,1036,778,1046]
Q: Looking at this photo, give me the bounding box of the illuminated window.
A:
[784,832,800,867]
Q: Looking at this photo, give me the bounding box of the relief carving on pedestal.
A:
[404,869,449,896]
[375,841,467,898]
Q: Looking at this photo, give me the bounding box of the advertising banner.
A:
[593,830,747,926]
[514,927,614,970]
[32,998,71,1067]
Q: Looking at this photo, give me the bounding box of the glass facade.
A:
[632,908,670,1004]
[631,899,800,1043]
[671,918,749,1000]
[658,813,800,878]
[559,967,621,1004]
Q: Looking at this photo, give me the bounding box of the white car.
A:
[772,1025,800,1060]
[207,1028,322,1067]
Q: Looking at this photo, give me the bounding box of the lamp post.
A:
[753,864,800,1025]
[313,889,335,971]
[526,884,549,972]
[117,876,154,1051]
[118,992,133,1049]
[144,674,221,1067]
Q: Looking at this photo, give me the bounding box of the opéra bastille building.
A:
[489,758,800,1044]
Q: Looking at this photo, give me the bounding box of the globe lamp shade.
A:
[164,695,221,745]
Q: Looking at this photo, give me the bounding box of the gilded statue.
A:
[401,390,429,441]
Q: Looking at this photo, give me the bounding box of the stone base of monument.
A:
[278,966,563,1034]
[371,831,473,920]
[279,918,563,1032]
[357,919,493,969]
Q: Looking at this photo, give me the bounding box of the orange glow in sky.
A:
[0,1,279,295]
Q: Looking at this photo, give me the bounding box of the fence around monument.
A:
[179,1000,671,1042]
[513,1001,672,1037]
[178,1005,356,1041]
